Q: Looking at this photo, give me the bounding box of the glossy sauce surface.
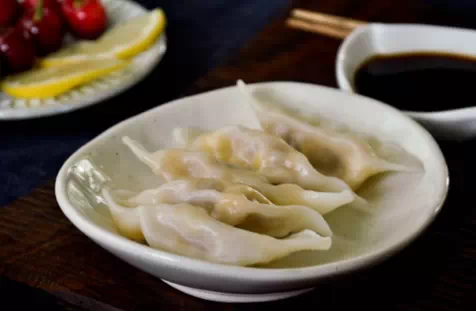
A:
[354,52,476,112]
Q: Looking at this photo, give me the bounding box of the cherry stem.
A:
[34,0,44,21]
[74,0,84,9]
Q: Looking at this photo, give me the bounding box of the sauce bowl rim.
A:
[335,22,476,118]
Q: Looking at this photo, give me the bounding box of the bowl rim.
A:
[55,81,449,283]
[335,22,476,117]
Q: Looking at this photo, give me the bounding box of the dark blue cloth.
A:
[0,0,290,206]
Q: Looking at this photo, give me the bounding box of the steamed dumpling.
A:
[122,136,268,186]
[252,183,354,215]
[106,179,333,238]
[122,136,356,214]
[114,178,272,207]
[258,108,416,190]
[101,188,145,242]
[141,203,331,266]
[175,125,352,194]
[236,80,418,190]
[102,191,331,266]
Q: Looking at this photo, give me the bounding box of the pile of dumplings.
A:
[102,81,419,267]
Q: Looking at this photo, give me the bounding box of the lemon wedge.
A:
[1,58,129,99]
[40,8,166,68]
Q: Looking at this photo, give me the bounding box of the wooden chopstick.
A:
[292,9,366,31]
[286,8,367,39]
[286,18,351,39]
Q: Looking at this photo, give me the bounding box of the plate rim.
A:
[0,0,167,121]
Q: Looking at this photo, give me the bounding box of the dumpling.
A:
[113,178,272,207]
[252,183,354,215]
[103,188,145,242]
[102,191,331,266]
[236,80,419,190]
[122,136,357,214]
[174,125,352,194]
[107,178,333,238]
[122,136,268,187]
[141,204,331,266]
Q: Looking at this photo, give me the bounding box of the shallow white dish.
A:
[0,0,166,120]
[336,23,476,141]
[55,81,449,303]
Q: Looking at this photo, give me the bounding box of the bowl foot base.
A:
[162,280,314,303]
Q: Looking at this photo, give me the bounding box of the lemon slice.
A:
[1,58,129,99]
[40,8,166,68]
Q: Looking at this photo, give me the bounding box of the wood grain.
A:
[2,0,476,309]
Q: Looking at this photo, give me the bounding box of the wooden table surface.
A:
[1,0,475,310]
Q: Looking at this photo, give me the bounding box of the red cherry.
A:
[0,28,36,74]
[0,0,22,28]
[17,0,65,56]
[61,0,107,40]
[21,0,60,12]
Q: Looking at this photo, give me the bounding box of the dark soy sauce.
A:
[354,52,476,112]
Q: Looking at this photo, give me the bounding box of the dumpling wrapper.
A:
[236,80,420,191]
[141,204,332,266]
[113,178,273,206]
[106,179,333,238]
[252,183,354,215]
[122,136,357,215]
[102,191,331,266]
[122,136,268,186]
[172,124,356,194]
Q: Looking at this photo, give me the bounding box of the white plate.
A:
[55,82,449,303]
[0,0,167,120]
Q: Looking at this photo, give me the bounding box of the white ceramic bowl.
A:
[55,82,449,303]
[336,23,476,141]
